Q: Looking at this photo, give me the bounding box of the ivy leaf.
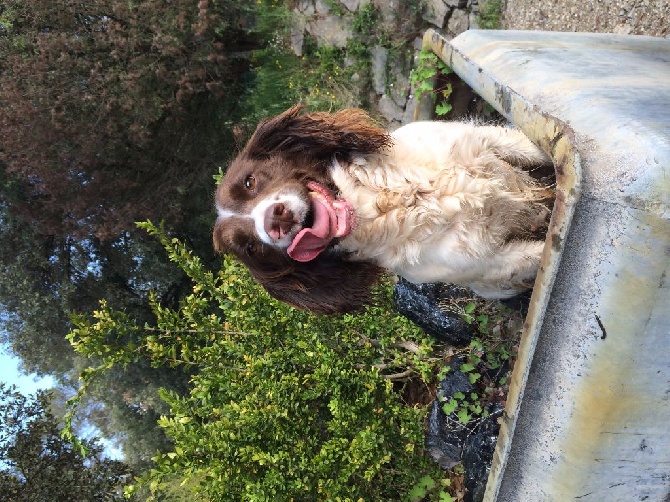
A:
[460,362,475,373]
[440,492,455,502]
[457,409,471,424]
[419,80,434,92]
[436,60,453,75]
[408,485,427,501]
[435,103,453,116]
[469,403,483,415]
[409,476,436,501]
[419,476,437,490]
[464,302,477,314]
[442,399,458,415]
[468,372,481,384]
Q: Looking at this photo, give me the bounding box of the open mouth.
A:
[302,206,315,231]
[286,182,354,262]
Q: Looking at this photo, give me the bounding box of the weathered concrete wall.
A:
[423,28,670,501]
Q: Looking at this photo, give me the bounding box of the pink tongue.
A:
[287,191,352,262]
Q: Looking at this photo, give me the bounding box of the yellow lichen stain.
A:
[548,210,670,498]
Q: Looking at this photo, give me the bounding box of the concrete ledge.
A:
[422,29,670,501]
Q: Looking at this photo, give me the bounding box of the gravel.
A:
[503,0,670,37]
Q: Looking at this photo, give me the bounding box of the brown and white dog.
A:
[213,104,553,314]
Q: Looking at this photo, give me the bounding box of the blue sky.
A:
[1,342,123,459]
[0,344,55,395]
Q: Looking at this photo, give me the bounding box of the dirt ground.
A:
[503,0,670,37]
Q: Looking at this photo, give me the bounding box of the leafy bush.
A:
[67,222,448,501]
[477,0,504,30]
[409,49,454,117]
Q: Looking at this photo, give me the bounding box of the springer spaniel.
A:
[213,104,554,314]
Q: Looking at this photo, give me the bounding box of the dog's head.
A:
[213,104,390,314]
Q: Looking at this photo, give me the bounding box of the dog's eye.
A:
[246,242,258,256]
[244,175,256,191]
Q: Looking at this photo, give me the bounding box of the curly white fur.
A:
[331,120,551,298]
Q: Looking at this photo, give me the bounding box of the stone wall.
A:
[289,0,480,127]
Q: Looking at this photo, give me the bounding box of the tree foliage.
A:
[67,222,448,501]
[0,383,132,502]
[0,0,273,239]
[0,198,190,468]
[0,0,292,466]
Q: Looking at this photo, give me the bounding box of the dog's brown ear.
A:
[243,104,392,162]
[253,254,384,315]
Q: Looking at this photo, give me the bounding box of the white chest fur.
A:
[329,120,550,298]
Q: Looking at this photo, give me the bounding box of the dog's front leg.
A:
[468,240,546,298]
[474,126,552,168]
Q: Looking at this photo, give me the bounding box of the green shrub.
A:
[477,0,504,30]
[67,222,449,501]
[409,49,454,117]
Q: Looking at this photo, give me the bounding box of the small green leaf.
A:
[435,103,453,116]
[419,476,437,490]
[436,60,453,74]
[442,399,458,415]
[409,486,427,501]
[419,80,434,92]
[470,339,484,351]
[457,408,471,424]
[438,366,451,379]
[440,491,455,502]
[460,362,475,373]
